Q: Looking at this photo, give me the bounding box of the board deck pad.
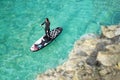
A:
[30,27,63,52]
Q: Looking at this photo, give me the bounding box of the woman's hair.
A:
[46,18,49,21]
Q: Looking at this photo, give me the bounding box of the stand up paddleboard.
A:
[30,27,63,52]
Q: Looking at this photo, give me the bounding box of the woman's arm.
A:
[41,21,45,26]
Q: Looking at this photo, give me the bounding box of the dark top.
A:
[41,21,50,31]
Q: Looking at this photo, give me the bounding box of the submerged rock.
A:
[36,25,120,80]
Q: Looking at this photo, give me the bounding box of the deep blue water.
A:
[0,0,120,80]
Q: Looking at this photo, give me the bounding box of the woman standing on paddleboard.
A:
[41,18,50,38]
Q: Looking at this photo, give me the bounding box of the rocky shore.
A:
[36,25,120,80]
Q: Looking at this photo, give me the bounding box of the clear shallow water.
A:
[0,0,120,80]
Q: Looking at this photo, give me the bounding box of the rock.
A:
[77,61,84,68]
[86,50,98,66]
[62,58,83,71]
[115,27,120,35]
[78,38,99,55]
[36,24,120,80]
[115,62,120,70]
[106,43,120,53]
[97,44,120,66]
[36,75,49,80]
[117,62,120,69]
[111,36,120,43]
[72,72,79,80]
[96,39,112,51]
[76,50,88,56]
[101,26,115,38]
[58,76,66,80]
[99,69,110,76]
[56,66,63,73]
[44,69,55,76]
[80,33,99,40]
[101,25,120,38]
[69,48,87,59]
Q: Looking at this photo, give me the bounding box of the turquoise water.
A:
[0,0,120,80]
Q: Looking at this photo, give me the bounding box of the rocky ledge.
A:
[36,25,120,80]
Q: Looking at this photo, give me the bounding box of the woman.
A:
[41,18,50,38]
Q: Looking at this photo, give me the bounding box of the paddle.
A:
[39,24,45,31]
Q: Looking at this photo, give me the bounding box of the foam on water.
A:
[0,0,120,80]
